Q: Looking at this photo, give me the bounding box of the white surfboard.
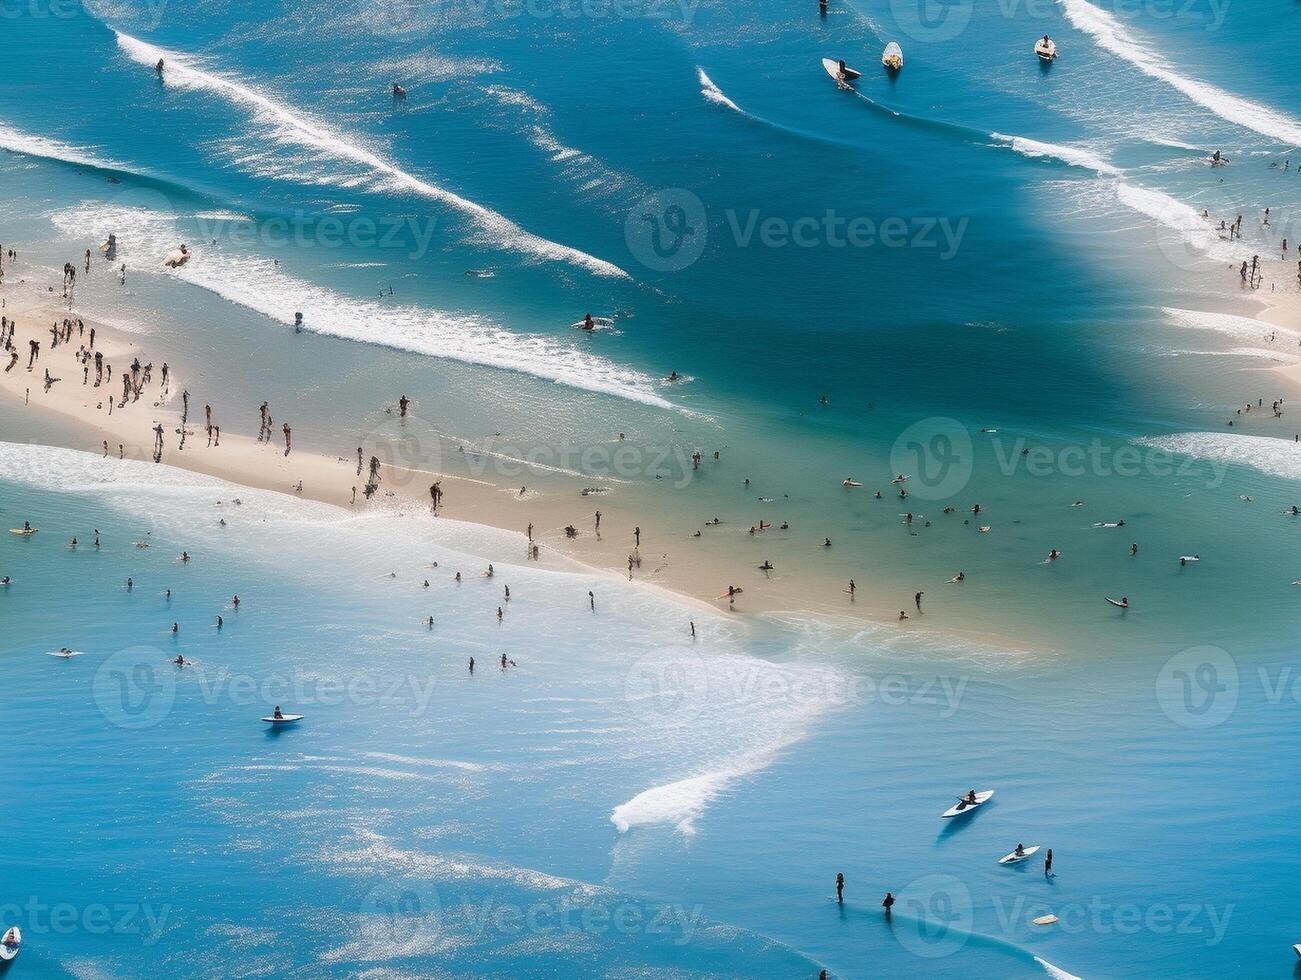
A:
[9,528,37,535]
[998,844,1041,864]
[942,790,994,818]
[1033,914,1058,926]
[1105,597,1129,608]
[46,650,85,658]
[262,714,304,725]
[821,58,861,83]
[1178,555,1200,563]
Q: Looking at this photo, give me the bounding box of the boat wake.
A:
[697,68,744,114]
[112,31,629,279]
[1058,0,1301,146]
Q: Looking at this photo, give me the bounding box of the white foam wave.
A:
[990,133,1119,175]
[1058,0,1301,146]
[697,68,742,114]
[113,32,628,279]
[1114,182,1250,262]
[1163,307,1301,345]
[49,201,670,407]
[612,658,848,834]
[610,741,793,835]
[0,121,122,170]
[1135,432,1301,482]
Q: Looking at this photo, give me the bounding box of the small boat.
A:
[882,42,903,72]
[1035,36,1057,62]
[821,58,861,85]
[262,713,304,725]
[1294,943,1301,958]
[998,844,1041,864]
[0,926,20,962]
[942,790,994,818]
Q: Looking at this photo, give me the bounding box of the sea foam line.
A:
[1058,0,1301,146]
[49,201,671,408]
[990,133,1119,176]
[112,32,629,279]
[0,121,123,171]
[1135,432,1301,482]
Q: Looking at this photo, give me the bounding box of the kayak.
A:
[942,790,994,818]
[262,714,304,725]
[998,844,1041,864]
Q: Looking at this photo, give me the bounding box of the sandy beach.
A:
[1,261,976,638]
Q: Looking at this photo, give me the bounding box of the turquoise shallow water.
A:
[2,0,1301,975]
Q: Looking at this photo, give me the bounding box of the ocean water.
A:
[3,0,1301,975]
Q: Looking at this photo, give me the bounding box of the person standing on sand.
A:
[282,423,291,456]
[589,590,595,611]
[594,510,602,532]
[27,338,38,369]
[915,591,924,611]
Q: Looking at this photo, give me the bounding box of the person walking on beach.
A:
[153,423,164,460]
[915,591,924,611]
[588,590,595,611]
[27,339,38,370]
[282,423,291,456]
[634,525,641,547]
[836,873,844,903]
[594,510,601,532]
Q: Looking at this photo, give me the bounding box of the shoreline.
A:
[1,267,1026,650]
